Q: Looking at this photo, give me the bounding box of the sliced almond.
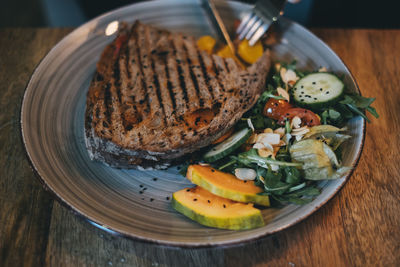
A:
[253,143,265,149]
[258,148,273,158]
[291,128,310,136]
[277,87,290,102]
[257,133,280,145]
[277,140,286,147]
[247,133,258,144]
[282,69,299,84]
[274,127,285,137]
[291,116,302,129]
[280,67,287,83]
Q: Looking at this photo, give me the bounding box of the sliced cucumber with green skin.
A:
[292,72,345,110]
[203,128,252,162]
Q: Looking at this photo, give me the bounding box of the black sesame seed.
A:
[139,185,143,188]
[320,88,323,91]
[166,197,170,200]
[301,85,304,88]
[207,200,211,203]
[193,198,197,201]
[244,180,247,183]
[211,169,215,172]
[326,91,330,94]
[152,178,158,181]
[301,91,304,94]
[314,97,317,100]
[223,204,226,208]
[150,198,154,202]
[186,189,190,192]
[143,187,147,191]
[301,99,305,102]
[141,198,145,200]
[312,82,316,84]
[139,191,143,194]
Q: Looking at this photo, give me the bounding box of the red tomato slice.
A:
[263,98,293,120]
[277,108,321,126]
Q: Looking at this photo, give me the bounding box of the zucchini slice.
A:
[292,72,344,110]
[203,128,252,162]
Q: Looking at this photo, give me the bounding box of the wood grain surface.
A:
[0,28,399,267]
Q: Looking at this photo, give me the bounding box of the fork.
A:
[236,0,288,46]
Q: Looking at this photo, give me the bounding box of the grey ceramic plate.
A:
[21,0,364,247]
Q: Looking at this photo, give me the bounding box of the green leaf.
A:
[282,166,301,184]
[345,103,371,122]
[366,106,379,118]
[328,109,341,120]
[237,149,302,168]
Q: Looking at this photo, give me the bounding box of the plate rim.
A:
[20,0,366,248]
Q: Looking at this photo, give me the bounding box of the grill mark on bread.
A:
[163,55,176,111]
[183,37,213,108]
[134,25,151,118]
[150,59,167,125]
[103,83,112,128]
[167,36,186,115]
[210,55,226,92]
[223,58,230,73]
[171,39,189,111]
[182,42,203,107]
[173,35,199,110]
[195,46,215,102]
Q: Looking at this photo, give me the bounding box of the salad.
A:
[172,36,378,230]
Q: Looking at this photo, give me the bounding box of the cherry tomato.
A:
[277,108,321,126]
[263,98,293,120]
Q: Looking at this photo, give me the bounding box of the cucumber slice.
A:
[292,72,344,110]
[203,128,252,162]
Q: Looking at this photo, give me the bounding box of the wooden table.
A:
[0,28,399,267]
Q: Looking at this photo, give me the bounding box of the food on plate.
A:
[186,165,270,206]
[84,21,271,168]
[171,186,264,230]
[172,58,378,229]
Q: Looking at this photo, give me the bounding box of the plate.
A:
[21,0,364,247]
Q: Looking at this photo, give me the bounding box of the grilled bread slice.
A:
[85,21,271,168]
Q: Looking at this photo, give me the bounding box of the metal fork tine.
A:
[248,23,269,46]
[236,0,287,46]
[245,17,263,41]
[238,14,258,40]
[236,12,252,34]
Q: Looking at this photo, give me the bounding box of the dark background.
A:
[0,0,399,28]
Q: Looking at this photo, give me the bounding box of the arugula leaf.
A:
[282,166,301,184]
[237,149,302,168]
[338,94,379,122]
